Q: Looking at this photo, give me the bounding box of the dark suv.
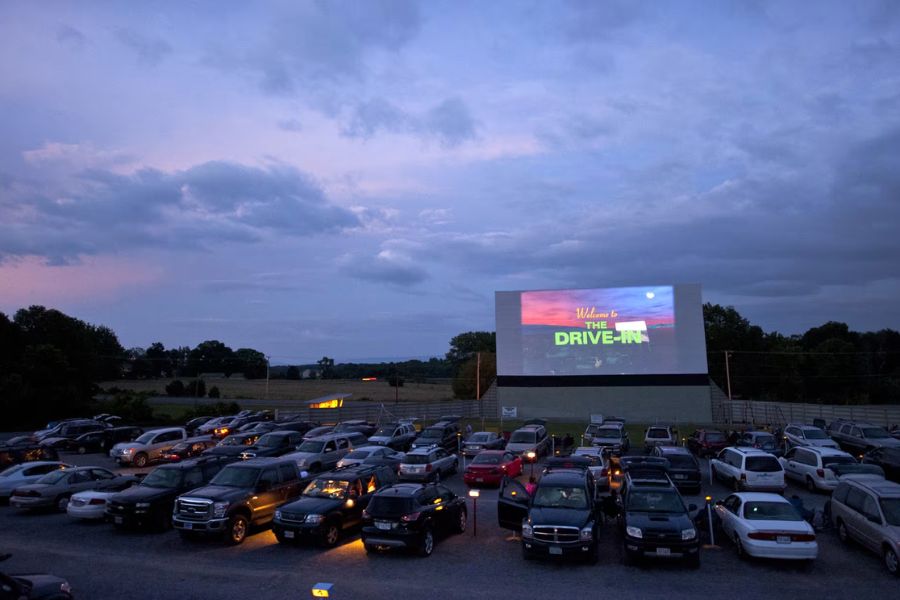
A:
[411,421,461,452]
[498,464,601,563]
[686,429,728,458]
[106,455,234,530]
[652,446,702,495]
[614,464,700,567]
[360,483,467,556]
[172,458,307,544]
[272,464,396,547]
[238,431,306,459]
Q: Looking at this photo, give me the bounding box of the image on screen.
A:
[496,284,707,377]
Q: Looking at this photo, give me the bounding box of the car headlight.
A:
[275,510,282,520]
[580,526,594,541]
[522,522,533,538]
[626,526,643,539]
[305,514,325,524]
[60,581,72,594]
[681,528,697,540]
[213,502,229,518]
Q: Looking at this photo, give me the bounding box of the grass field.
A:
[100,378,454,403]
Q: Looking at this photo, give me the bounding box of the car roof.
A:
[844,478,900,497]
[539,470,588,486]
[228,458,284,468]
[304,432,352,441]
[514,424,543,432]
[318,464,387,479]
[406,447,441,456]
[728,446,772,455]
[655,446,692,456]
[376,483,426,496]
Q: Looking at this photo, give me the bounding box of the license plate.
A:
[114,516,123,524]
[182,522,193,530]
[476,477,484,482]
[375,521,392,530]
[284,530,295,539]
[549,546,562,555]
[776,535,790,544]
[656,547,671,556]
[672,474,686,479]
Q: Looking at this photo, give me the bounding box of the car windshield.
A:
[533,485,587,509]
[745,456,782,472]
[419,430,443,439]
[509,431,536,444]
[37,470,70,484]
[803,429,828,439]
[468,433,493,443]
[754,434,776,445]
[862,427,890,439]
[255,434,286,448]
[403,454,432,465]
[647,428,669,439]
[344,449,373,460]
[626,491,685,513]
[822,456,857,468]
[142,468,183,489]
[303,478,349,499]
[220,435,250,446]
[594,428,622,438]
[705,432,726,442]
[472,454,502,465]
[296,441,325,453]
[367,495,414,518]
[134,432,157,444]
[0,465,26,477]
[880,499,900,526]
[744,501,802,521]
[374,426,396,436]
[210,467,259,487]
[666,455,698,469]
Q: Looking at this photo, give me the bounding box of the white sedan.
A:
[336,446,405,468]
[715,492,817,561]
[66,490,115,520]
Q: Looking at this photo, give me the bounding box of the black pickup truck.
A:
[498,462,602,563]
[172,458,307,544]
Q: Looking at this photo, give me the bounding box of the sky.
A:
[1,0,899,364]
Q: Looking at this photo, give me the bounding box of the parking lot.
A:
[1,446,895,600]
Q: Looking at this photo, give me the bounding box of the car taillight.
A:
[89,498,106,505]
[792,533,816,542]
[748,532,778,541]
[401,512,420,522]
[816,468,825,478]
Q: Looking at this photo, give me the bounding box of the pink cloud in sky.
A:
[0,255,163,309]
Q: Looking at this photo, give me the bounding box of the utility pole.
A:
[476,352,482,418]
[724,351,733,401]
[265,355,270,400]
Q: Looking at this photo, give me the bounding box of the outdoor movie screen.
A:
[495,284,708,377]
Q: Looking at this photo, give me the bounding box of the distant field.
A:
[100,378,454,403]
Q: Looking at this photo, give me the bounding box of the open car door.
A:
[497,478,530,531]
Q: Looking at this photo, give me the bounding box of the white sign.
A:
[590,414,604,424]
[501,406,518,418]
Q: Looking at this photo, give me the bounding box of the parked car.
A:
[461,431,505,457]
[497,461,601,563]
[829,463,886,483]
[107,455,234,530]
[862,447,900,483]
[609,456,670,493]
[360,482,467,556]
[10,467,139,512]
[66,490,115,520]
[686,429,728,457]
[0,553,73,600]
[585,422,630,453]
[831,478,900,575]
[332,420,377,438]
[66,427,144,455]
[237,430,306,460]
[398,447,458,482]
[266,421,319,436]
[0,442,58,469]
[571,447,609,491]
[506,422,551,462]
[736,431,783,457]
[35,419,107,442]
[0,462,71,504]
[239,421,279,434]
[336,446,405,470]
[782,424,839,449]
[172,458,308,544]
[196,416,237,436]
[831,421,900,457]
[779,446,858,492]
[282,433,358,473]
[410,420,460,452]
[715,492,817,562]
[711,447,786,493]
[202,432,262,457]
[367,421,418,451]
[643,425,678,452]
[463,450,522,487]
[615,466,700,567]
[652,446,702,495]
[184,416,214,436]
[160,437,218,462]
[302,426,336,440]
[110,428,188,468]
[272,464,397,547]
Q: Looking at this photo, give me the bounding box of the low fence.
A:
[723,399,900,428]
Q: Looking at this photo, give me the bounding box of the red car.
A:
[463,450,523,487]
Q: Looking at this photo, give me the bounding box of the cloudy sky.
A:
[1,0,899,363]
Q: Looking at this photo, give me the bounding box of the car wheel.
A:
[319,522,340,548]
[133,453,148,468]
[453,508,467,534]
[418,527,434,557]
[805,476,817,493]
[734,535,747,560]
[836,520,849,544]
[77,445,87,455]
[56,495,71,512]
[884,546,899,576]
[226,514,249,545]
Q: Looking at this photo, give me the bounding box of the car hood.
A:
[742,518,813,534]
[279,496,342,515]
[180,485,247,502]
[876,438,900,448]
[505,443,535,453]
[12,573,70,597]
[528,506,592,528]
[204,446,248,457]
[804,439,839,448]
[283,451,318,462]
[111,442,141,452]
[366,436,392,445]
[626,511,694,533]
[112,484,179,503]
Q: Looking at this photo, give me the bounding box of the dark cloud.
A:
[116,28,172,66]
[56,24,86,48]
[341,97,477,146]
[0,161,358,263]
[422,98,478,147]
